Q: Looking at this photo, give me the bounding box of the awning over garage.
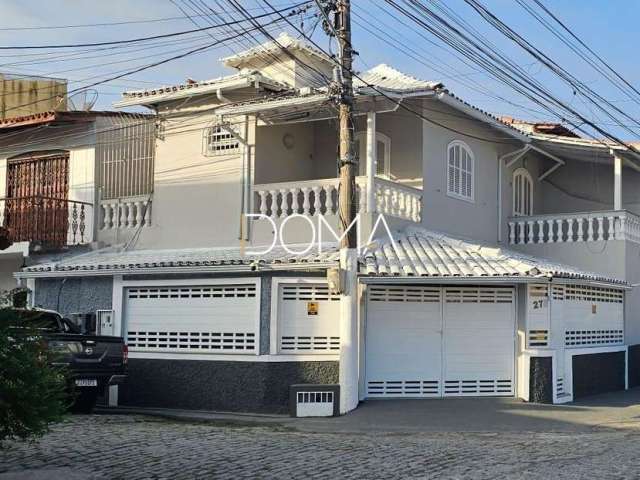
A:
[360,226,625,286]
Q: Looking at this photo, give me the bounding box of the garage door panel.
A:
[443,287,514,397]
[125,284,258,353]
[366,286,442,398]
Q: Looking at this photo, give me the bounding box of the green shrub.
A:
[0,308,68,446]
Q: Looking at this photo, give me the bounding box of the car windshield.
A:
[14,310,61,332]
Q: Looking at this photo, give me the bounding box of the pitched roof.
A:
[361,226,625,285]
[21,244,340,274]
[18,226,625,286]
[354,64,442,93]
[0,110,149,130]
[221,32,332,68]
[114,70,287,107]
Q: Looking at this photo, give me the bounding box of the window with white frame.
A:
[512,168,533,216]
[204,124,240,156]
[447,140,474,201]
[354,131,391,177]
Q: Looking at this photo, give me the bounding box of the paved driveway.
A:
[1,390,640,479]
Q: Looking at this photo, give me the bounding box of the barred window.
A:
[447,140,474,202]
[204,125,240,156]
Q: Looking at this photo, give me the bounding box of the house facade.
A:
[9,33,639,414]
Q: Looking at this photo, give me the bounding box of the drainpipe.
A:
[498,145,530,243]
[216,88,229,103]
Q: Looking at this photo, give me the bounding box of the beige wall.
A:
[0,75,67,119]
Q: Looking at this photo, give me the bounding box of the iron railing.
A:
[0,196,93,248]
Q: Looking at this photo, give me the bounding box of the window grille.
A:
[447,141,474,201]
[204,125,240,156]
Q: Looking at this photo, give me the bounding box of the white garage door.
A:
[365,286,443,397]
[366,286,515,398]
[125,282,259,354]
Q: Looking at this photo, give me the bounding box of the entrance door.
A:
[365,285,515,398]
[5,151,70,246]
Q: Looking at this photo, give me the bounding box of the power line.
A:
[0,3,310,50]
[1,10,307,117]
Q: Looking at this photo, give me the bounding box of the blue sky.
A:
[1,1,639,139]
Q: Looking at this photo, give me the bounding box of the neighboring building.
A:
[0,73,67,119]
[0,109,155,296]
[10,33,639,414]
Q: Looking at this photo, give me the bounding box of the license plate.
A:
[75,379,97,387]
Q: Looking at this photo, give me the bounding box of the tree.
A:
[0,307,68,446]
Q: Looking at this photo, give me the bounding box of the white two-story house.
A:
[11,33,639,414]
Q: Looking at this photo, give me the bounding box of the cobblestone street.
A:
[1,414,640,479]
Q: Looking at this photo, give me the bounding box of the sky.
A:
[2,0,640,140]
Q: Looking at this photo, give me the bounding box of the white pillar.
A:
[366,111,376,213]
[339,248,359,414]
[614,154,622,211]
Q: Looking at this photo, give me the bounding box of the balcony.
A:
[507,211,640,245]
[252,176,422,223]
[0,196,93,249]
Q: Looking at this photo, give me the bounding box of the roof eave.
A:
[435,91,530,143]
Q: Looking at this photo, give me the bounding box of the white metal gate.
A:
[365,285,515,398]
[124,282,259,354]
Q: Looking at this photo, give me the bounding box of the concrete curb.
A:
[94,406,295,429]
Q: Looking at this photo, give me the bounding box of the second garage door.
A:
[365,286,515,398]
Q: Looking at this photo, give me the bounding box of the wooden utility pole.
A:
[335,0,356,249]
[332,0,359,414]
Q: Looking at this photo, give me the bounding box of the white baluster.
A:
[537,220,544,243]
[279,189,288,218]
[415,195,422,222]
[606,215,615,240]
[269,190,278,219]
[258,191,268,216]
[509,222,515,244]
[143,200,152,227]
[301,188,311,215]
[566,218,574,243]
[596,216,604,241]
[555,219,563,243]
[618,213,626,240]
[587,217,594,241]
[102,204,111,230]
[116,203,124,229]
[135,201,143,227]
[576,217,584,242]
[518,221,526,245]
[546,219,555,243]
[289,188,299,215]
[127,202,135,228]
[527,221,534,244]
[311,186,321,216]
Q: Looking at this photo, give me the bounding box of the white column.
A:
[366,111,376,213]
[614,154,622,211]
[339,248,359,414]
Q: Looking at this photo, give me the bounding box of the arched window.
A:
[512,168,533,216]
[355,131,391,177]
[447,140,474,201]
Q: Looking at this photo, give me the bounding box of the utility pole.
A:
[332,0,358,414]
[335,0,356,249]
